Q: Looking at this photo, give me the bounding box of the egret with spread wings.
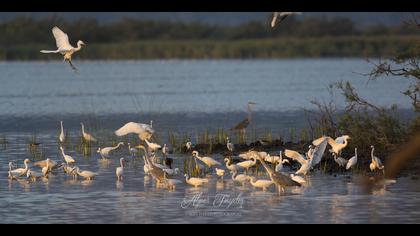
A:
[40,26,85,72]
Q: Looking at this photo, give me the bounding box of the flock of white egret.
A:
[6,119,387,194]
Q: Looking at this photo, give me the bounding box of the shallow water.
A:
[1,59,419,223]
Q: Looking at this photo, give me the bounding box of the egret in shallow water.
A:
[115,121,154,141]
[231,171,248,186]
[215,168,225,179]
[184,174,208,187]
[346,148,358,170]
[332,152,348,168]
[116,158,125,181]
[145,139,161,152]
[236,156,257,174]
[59,121,65,143]
[40,26,85,71]
[370,145,385,173]
[9,159,30,177]
[247,176,273,191]
[127,142,139,158]
[81,123,97,143]
[97,142,124,159]
[60,146,75,165]
[75,167,98,180]
[226,137,234,152]
[224,158,243,173]
[192,151,221,168]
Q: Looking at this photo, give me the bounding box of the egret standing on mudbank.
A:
[40,26,85,71]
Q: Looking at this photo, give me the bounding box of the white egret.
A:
[184,174,208,187]
[26,169,44,181]
[80,123,97,143]
[116,158,125,181]
[145,139,161,152]
[370,145,385,173]
[137,145,165,183]
[313,135,350,155]
[97,142,124,159]
[226,137,234,152]
[59,121,65,143]
[346,148,358,170]
[332,152,348,168]
[115,121,154,141]
[9,159,30,177]
[284,149,312,176]
[192,151,221,168]
[215,168,225,179]
[163,173,182,190]
[162,144,168,156]
[224,158,243,173]
[163,167,180,176]
[236,156,257,173]
[41,158,51,177]
[8,162,19,179]
[290,174,306,184]
[274,151,290,173]
[40,26,85,71]
[185,139,193,151]
[60,146,75,165]
[271,12,302,28]
[231,171,248,186]
[310,138,329,168]
[34,158,58,170]
[247,176,273,191]
[127,142,139,157]
[75,167,98,180]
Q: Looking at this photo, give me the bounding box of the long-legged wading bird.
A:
[370,145,385,173]
[81,123,97,143]
[75,167,98,180]
[137,145,165,183]
[116,158,125,181]
[256,153,300,194]
[271,12,302,27]
[346,148,358,170]
[247,176,273,191]
[184,174,208,187]
[332,152,348,168]
[230,101,256,139]
[310,138,329,168]
[9,159,30,177]
[97,142,124,159]
[224,158,243,173]
[60,146,75,165]
[40,26,85,72]
[59,121,65,143]
[115,122,155,141]
[192,151,221,168]
[226,137,234,152]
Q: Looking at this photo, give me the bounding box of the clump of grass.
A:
[288,128,295,143]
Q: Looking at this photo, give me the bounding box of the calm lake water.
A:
[0,59,419,224]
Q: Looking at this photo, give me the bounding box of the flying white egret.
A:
[60,146,75,165]
[313,135,350,155]
[226,137,234,152]
[247,176,273,191]
[145,139,161,152]
[116,158,125,181]
[310,138,329,168]
[370,145,385,173]
[75,167,98,180]
[80,123,97,143]
[224,158,243,173]
[184,174,208,187]
[40,26,85,71]
[332,152,348,168]
[192,151,221,168]
[284,149,312,176]
[114,121,155,141]
[9,159,30,177]
[97,142,124,159]
[271,12,302,28]
[346,148,358,170]
[59,121,65,143]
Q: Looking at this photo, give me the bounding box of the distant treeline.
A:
[0,16,419,60]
